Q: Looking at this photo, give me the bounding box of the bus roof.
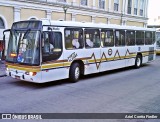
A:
[41,19,155,32]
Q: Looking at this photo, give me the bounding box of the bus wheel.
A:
[69,63,80,83]
[135,55,142,68]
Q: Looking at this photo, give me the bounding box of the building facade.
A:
[0,0,149,40]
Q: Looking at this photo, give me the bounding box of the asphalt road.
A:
[0,56,160,122]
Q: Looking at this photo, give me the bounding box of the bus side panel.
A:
[83,48,101,75]
[125,46,137,67]
[63,49,101,75]
[41,53,68,83]
[111,47,126,70]
[41,68,68,83]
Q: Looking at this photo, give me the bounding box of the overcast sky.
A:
[148,0,160,24]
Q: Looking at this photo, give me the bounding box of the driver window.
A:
[43,32,54,53]
[42,31,62,62]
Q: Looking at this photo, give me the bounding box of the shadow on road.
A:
[11,64,151,89]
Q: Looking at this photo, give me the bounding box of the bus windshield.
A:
[6,30,40,65]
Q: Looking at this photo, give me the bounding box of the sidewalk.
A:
[0,61,6,77]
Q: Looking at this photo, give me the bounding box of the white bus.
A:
[3,19,156,83]
[156,31,160,54]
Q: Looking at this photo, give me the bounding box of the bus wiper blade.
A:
[22,28,31,40]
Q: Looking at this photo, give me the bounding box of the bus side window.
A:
[85,29,100,48]
[115,30,125,46]
[145,31,152,45]
[101,29,114,47]
[136,31,144,45]
[126,30,135,46]
[65,28,84,50]
[42,32,50,53]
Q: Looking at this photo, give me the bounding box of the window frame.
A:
[145,31,153,45]
[99,0,105,9]
[134,0,138,15]
[126,30,136,46]
[114,29,126,47]
[81,0,88,6]
[84,28,101,49]
[136,31,145,45]
[42,31,63,63]
[114,0,119,11]
[64,28,84,50]
[127,0,132,14]
[101,29,114,47]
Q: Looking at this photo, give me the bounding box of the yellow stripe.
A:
[42,63,63,69]
[64,62,71,67]
[7,65,41,72]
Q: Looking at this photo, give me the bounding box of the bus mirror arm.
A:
[3,29,11,34]
[3,29,11,42]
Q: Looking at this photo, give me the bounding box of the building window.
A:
[57,0,66,2]
[140,0,144,16]
[134,0,138,15]
[99,0,105,9]
[127,0,132,14]
[0,18,5,29]
[114,0,119,11]
[81,0,87,6]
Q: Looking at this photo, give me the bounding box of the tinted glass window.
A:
[115,30,125,46]
[12,21,41,30]
[145,31,152,45]
[126,30,135,46]
[85,29,100,48]
[136,31,144,45]
[65,28,83,49]
[101,29,114,47]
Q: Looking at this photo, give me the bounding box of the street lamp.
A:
[63,6,69,21]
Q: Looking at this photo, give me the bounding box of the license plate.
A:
[15,75,20,79]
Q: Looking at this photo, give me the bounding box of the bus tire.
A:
[69,63,80,83]
[135,55,142,68]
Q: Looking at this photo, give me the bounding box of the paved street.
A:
[0,60,6,77]
[0,56,160,122]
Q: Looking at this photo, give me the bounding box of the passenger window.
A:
[101,29,114,47]
[85,29,100,48]
[65,28,83,49]
[42,31,62,62]
[126,30,135,46]
[115,30,125,46]
[136,31,144,45]
[145,31,152,45]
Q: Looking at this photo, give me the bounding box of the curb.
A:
[0,74,7,77]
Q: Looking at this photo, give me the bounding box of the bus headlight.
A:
[6,68,9,71]
[25,72,37,76]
